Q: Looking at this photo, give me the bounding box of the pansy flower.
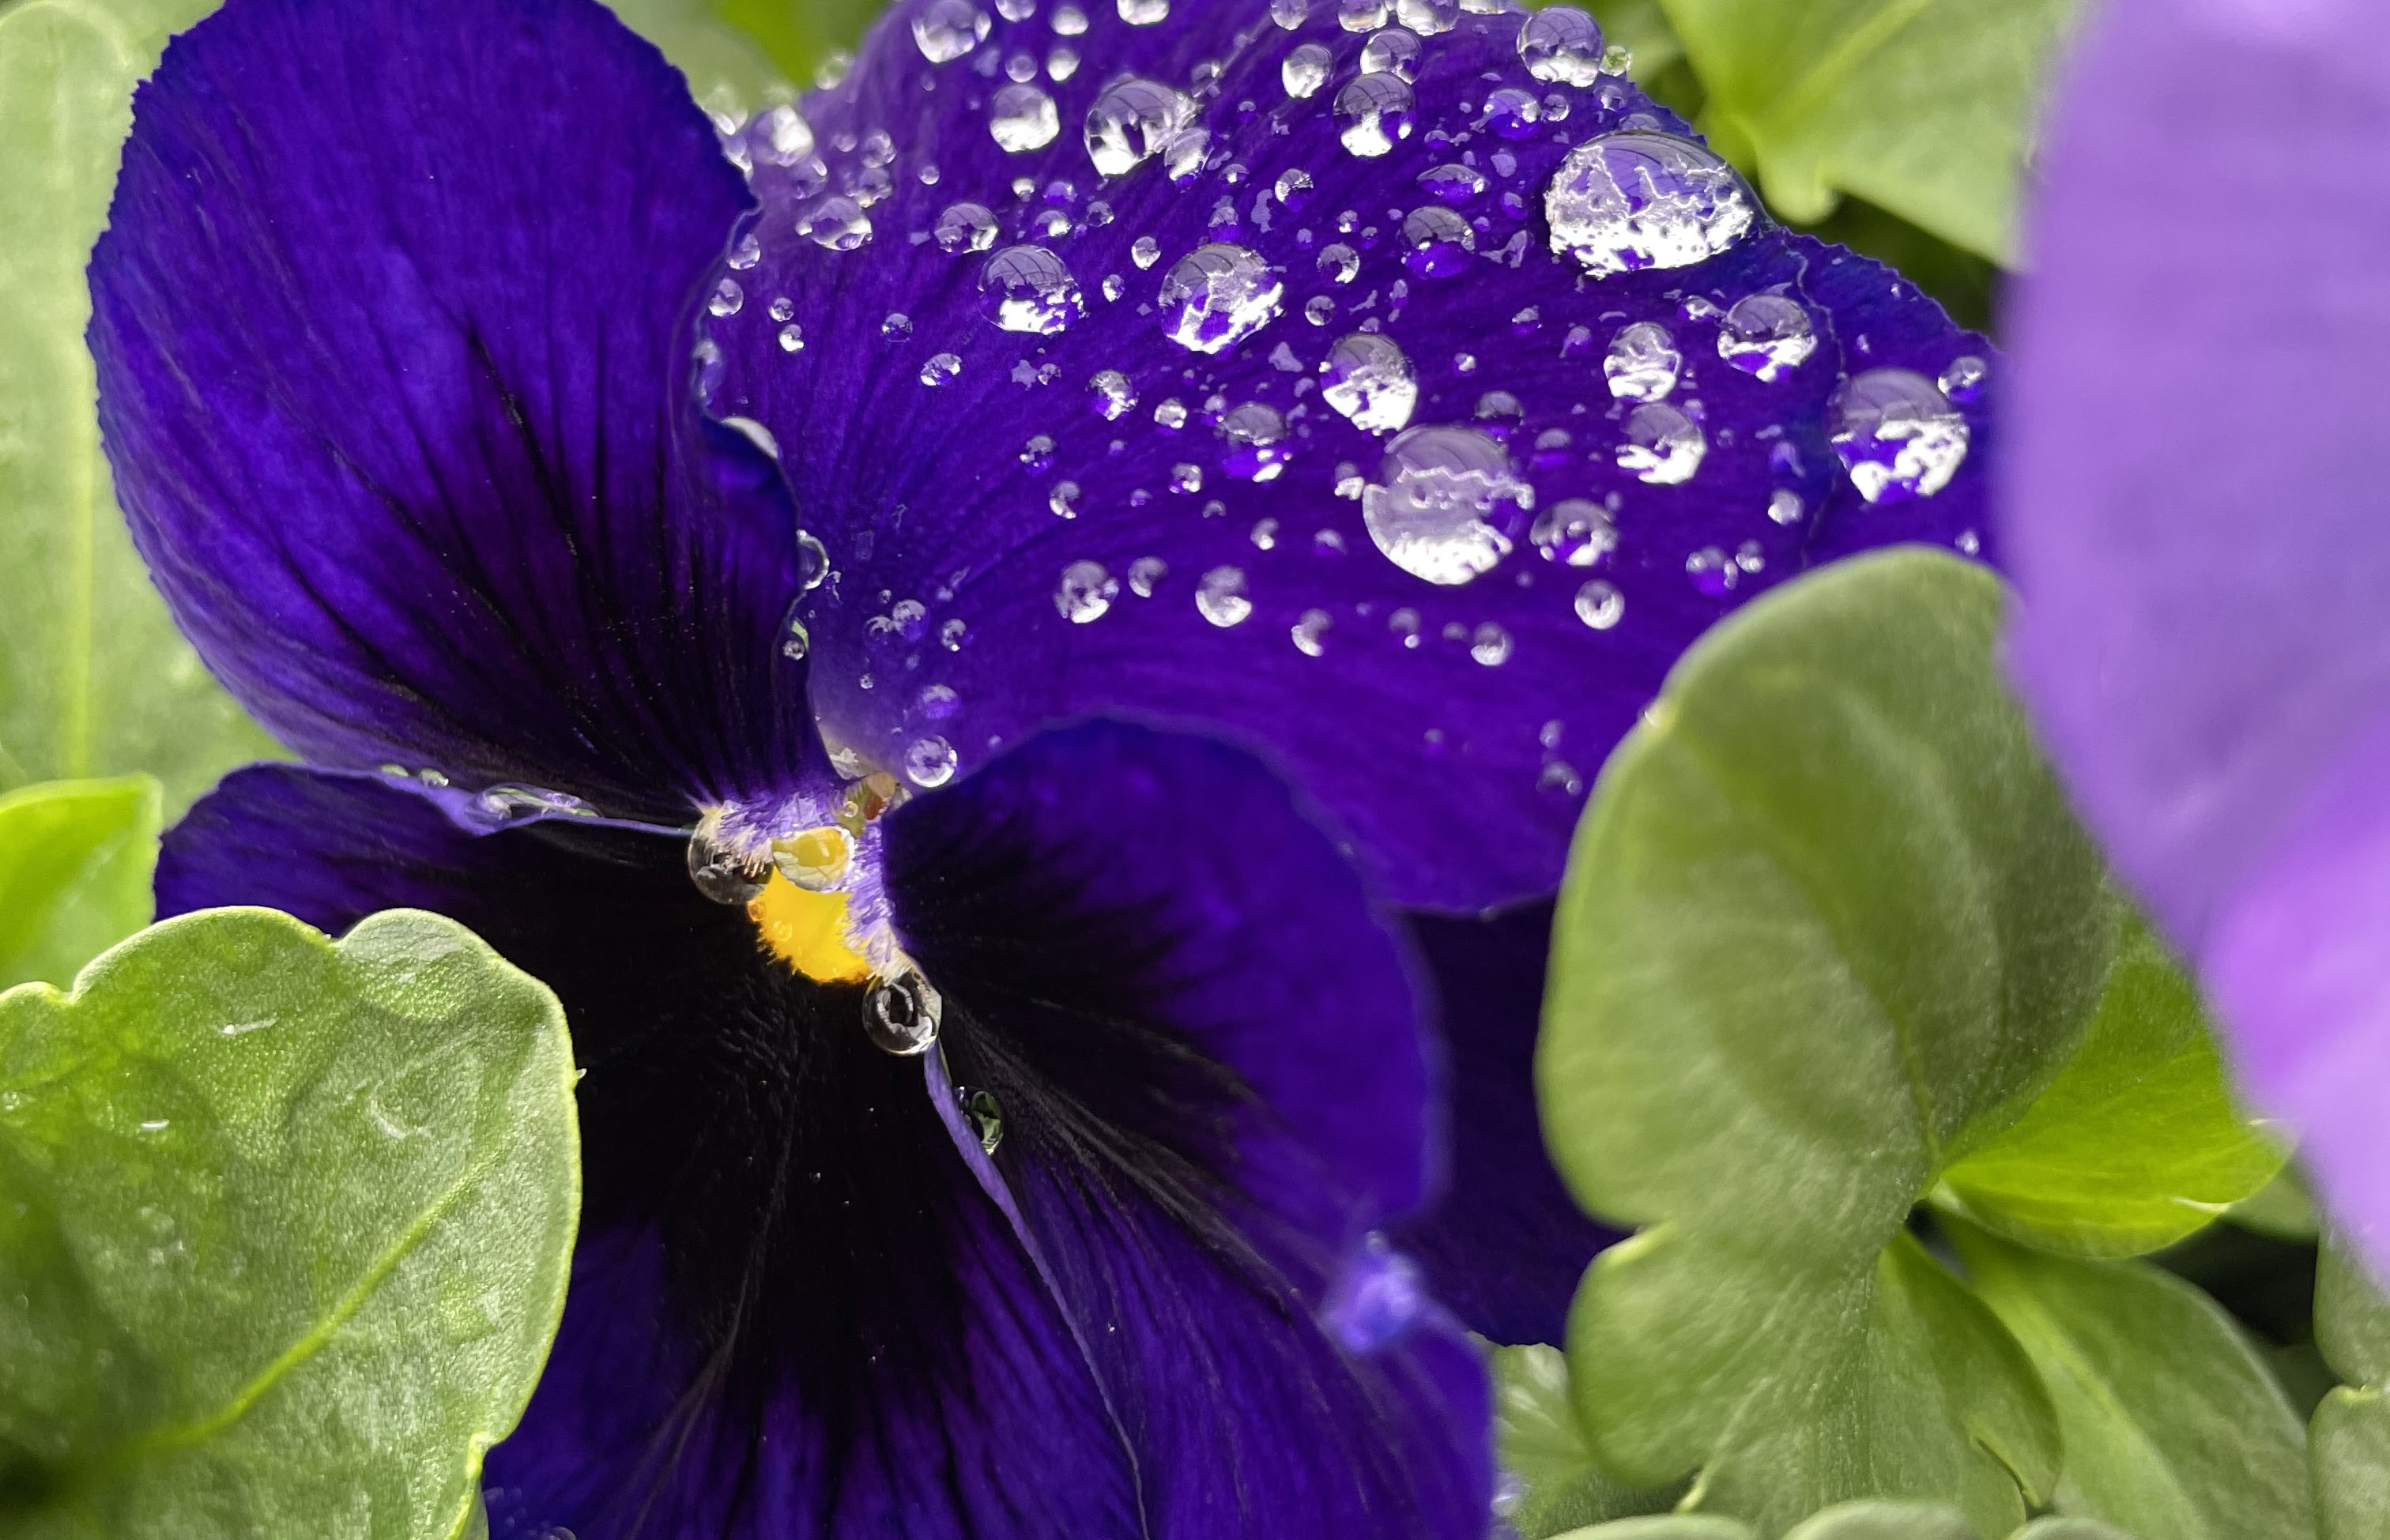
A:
[2003,0,2390,1272]
[90,0,1996,1531]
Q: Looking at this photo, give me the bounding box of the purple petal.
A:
[1389,902,1620,1346]
[92,0,829,826]
[711,0,1996,909]
[885,720,1491,1536]
[2000,0,2390,1268]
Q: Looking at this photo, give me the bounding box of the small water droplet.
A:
[1686,545,1737,597]
[1767,488,1804,525]
[904,736,960,789]
[1197,566,1254,627]
[990,83,1061,152]
[864,970,944,1054]
[981,245,1084,333]
[1057,559,1119,622]
[1362,27,1423,80]
[1054,2,1090,31]
[802,196,873,251]
[778,322,805,352]
[1318,243,1362,284]
[1276,168,1318,212]
[1400,206,1476,277]
[1938,354,1989,405]
[1321,333,1419,432]
[708,277,744,317]
[1419,162,1488,204]
[1830,369,1970,502]
[1222,401,1293,480]
[1362,424,1529,585]
[1132,235,1163,269]
[1717,293,1817,382]
[1129,556,1168,595]
[1470,622,1514,666]
[1481,85,1541,138]
[1574,578,1624,630]
[1291,608,1334,655]
[1085,77,1198,176]
[688,834,767,904]
[1336,73,1416,157]
[1339,0,1391,28]
[920,352,963,385]
[936,201,1000,254]
[1159,244,1284,353]
[1090,368,1139,419]
[959,1086,1006,1154]
[1530,499,1618,567]
[1118,0,1170,22]
[1272,0,1310,24]
[1547,131,1755,277]
[1395,0,1457,29]
[1619,402,1707,484]
[882,312,915,341]
[1604,322,1680,402]
[1050,480,1082,517]
[1518,5,1604,85]
[914,0,991,62]
[1283,42,1334,98]
[1324,1233,1427,1351]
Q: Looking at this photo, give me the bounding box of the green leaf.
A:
[599,0,792,122]
[1496,1343,1687,1537]
[2007,1522,2137,1539]
[1937,912,2286,1259]
[1950,1223,2315,1540]
[0,776,158,991]
[2230,1165,2321,1243]
[1784,1500,1977,1540]
[1558,1519,1756,1539]
[708,0,881,86]
[2316,1231,2390,1390]
[1543,548,2105,1532]
[0,907,580,1538]
[1652,0,2087,264]
[2312,1387,2390,1540]
[0,0,281,815]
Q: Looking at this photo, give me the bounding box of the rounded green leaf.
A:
[1948,1222,2314,1540]
[2316,1231,2390,1391]
[2007,1521,2137,1540]
[0,907,580,1538]
[1496,1342,1688,1538]
[1936,912,2287,1259]
[1785,1500,1977,1540]
[1558,1519,1758,1540]
[2312,1386,2390,1540]
[0,776,159,990]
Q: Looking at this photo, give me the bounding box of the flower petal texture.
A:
[708,0,1998,910]
[2000,0,2390,1270]
[161,721,1484,1536]
[89,0,827,826]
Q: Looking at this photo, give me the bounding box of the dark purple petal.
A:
[2001,0,2390,1271]
[92,0,830,826]
[162,767,1141,1538]
[886,720,1491,1536]
[711,0,1996,909]
[1389,902,1619,1346]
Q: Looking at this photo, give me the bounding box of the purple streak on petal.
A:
[1389,902,1620,1346]
[91,0,831,826]
[885,720,1491,1536]
[161,766,1144,1538]
[711,0,1993,910]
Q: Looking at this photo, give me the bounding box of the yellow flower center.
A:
[748,868,873,983]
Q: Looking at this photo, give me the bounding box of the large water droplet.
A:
[1830,369,1970,503]
[1159,244,1284,353]
[1118,0,1170,22]
[1574,578,1624,630]
[1056,559,1119,622]
[1272,0,1310,24]
[1197,566,1254,627]
[981,245,1084,333]
[1340,0,1392,27]
[1395,0,1457,30]
[1336,73,1416,157]
[1717,293,1816,382]
[1517,5,1604,85]
[990,83,1061,151]
[864,971,943,1055]
[936,201,1000,254]
[1618,402,1707,484]
[904,736,959,789]
[1547,131,1755,277]
[1362,26,1422,79]
[1362,424,1530,586]
[1321,333,1419,433]
[1604,322,1681,401]
[771,825,855,892]
[1085,77,1198,176]
[688,834,766,904]
[1400,205,1476,277]
[1221,401,1292,480]
[1530,499,1618,567]
[1283,42,1334,98]
[913,0,991,62]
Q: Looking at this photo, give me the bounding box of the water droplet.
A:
[1283,42,1334,98]
[1321,333,1419,434]
[1396,0,1457,29]
[1604,322,1680,402]
[1020,434,1057,473]
[1127,556,1168,596]
[1155,397,1189,430]
[1471,622,1514,666]
[1054,2,1090,31]
[1318,243,1362,284]
[1197,566,1254,627]
[1170,462,1204,495]
[1324,1233,1427,1352]
[997,0,1036,16]
[1276,168,1318,211]
[1362,425,1529,585]
[1518,5,1604,85]
[761,104,815,163]
[1090,368,1139,419]
[1481,85,1540,138]
[1601,42,1632,73]
[1222,401,1292,480]
[1419,163,1487,204]
[1336,73,1416,157]
[991,83,1061,152]
[1574,579,1623,630]
[942,617,969,651]
[778,322,805,352]
[921,352,963,385]
[1272,0,1310,24]
[1530,499,1617,567]
[1400,206,1476,277]
[881,312,914,341]
[1159,244,1284,353]
[1767,488,1804,525]
[1619,402,1707,484]
[1686,545,1737,597]
[959,1086,1005,1154]
[1050,481,1081,517]
[770,825,855,892]
[1132,235,1163,270]
[1118,0,1169,22]
[1279,606,1330,656]
[936,201,1000,254]
[1362,27,1423,79]
[1340,0,1392,26]
[914,0,991,62]
[1830,369,1970,502]
[981,245,1084,333]
[1056,559,1118,621]
[803,196,873,250]
[904,736,960,790]
[1547,131,1755,277]
[1050,44,1080,80]
[1085,77,1198,176]
[864,971,944,1055]
[1938,354,1989,405]
[688,834,767,904]
[1717,294,1816,382]
[708,277,744,318]
[217,1016,274,1038]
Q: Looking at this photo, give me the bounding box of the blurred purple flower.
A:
[2004,0,2390,1267]
[90,0,1995,1529]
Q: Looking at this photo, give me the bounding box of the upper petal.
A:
[710,0,1996,909]
[886,720,1491,1535]
[91,0,828,825]
[2000,0,2390,1267]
